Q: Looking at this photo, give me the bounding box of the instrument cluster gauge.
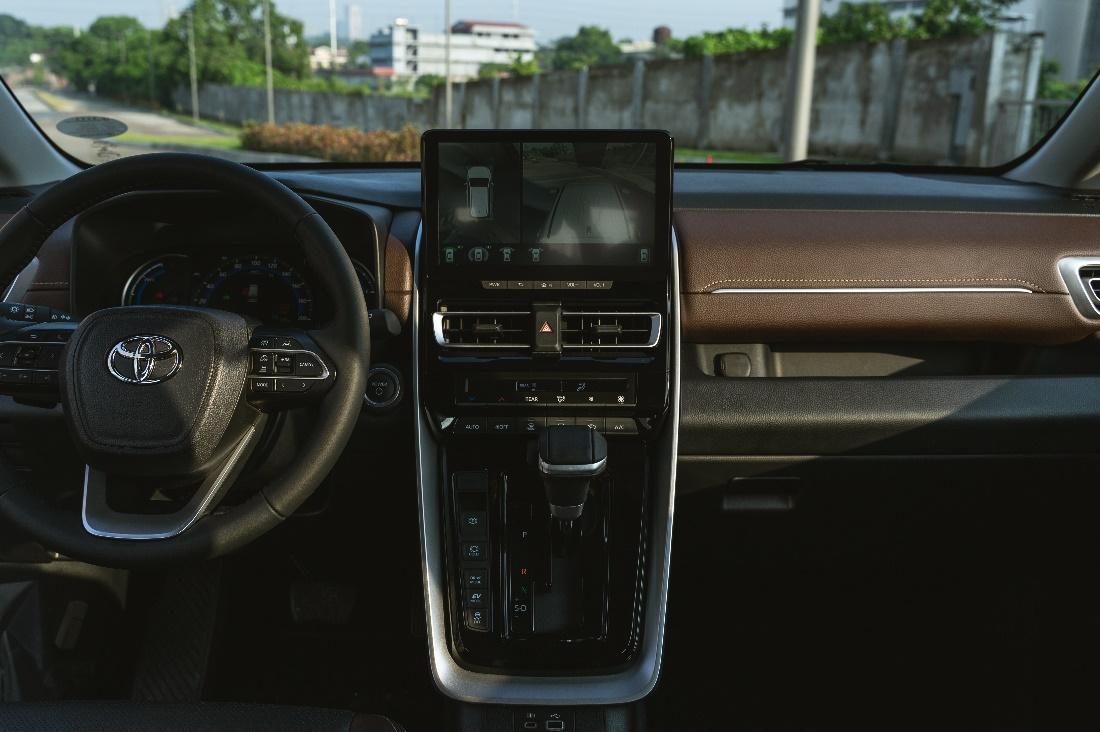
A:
[122,254,192,307]
[194,255,314,325]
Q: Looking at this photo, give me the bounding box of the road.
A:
[12,86,317,164]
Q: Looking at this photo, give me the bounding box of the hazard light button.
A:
[532,304,561,354]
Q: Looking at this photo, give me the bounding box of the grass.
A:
[158,110,244,136]
[31,88,78,113]
[117,132,242,149]
[676,148,783,164]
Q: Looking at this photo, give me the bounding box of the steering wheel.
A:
[0,153,370,567]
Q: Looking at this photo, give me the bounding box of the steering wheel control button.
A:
[252,352,274,375]
[250,378,275,393]
[274,354,294,373]
[294,355,323,377]
[276,337,301,349]
[276,378,312,393]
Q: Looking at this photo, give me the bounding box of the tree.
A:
[819,2,906,44]
[478,54,540,78]
[158,0,309,95]
[908,0,1015,39]
[680,27,792,59]
[550,26,622,70]
[51,16,157,102]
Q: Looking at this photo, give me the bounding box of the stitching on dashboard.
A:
[701,276,1047,292]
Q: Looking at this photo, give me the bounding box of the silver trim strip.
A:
[709,286,1034,294]
[537,456,608,476]
[1056,256,1100,318]
[81,416,264,540]
[412,222,681,704]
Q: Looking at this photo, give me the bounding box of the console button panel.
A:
[453,471,492,633]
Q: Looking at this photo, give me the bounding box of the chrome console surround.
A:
[411,222,682,704]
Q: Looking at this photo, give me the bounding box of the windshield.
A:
[0,0,1095,166]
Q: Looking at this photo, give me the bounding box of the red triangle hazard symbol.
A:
[539,321,553,334]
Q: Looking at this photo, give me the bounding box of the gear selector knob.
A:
[538,425,608,520]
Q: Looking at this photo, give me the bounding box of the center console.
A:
[414,130,679,706]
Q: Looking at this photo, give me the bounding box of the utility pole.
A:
[188,8,199,123]
[147,31,156,106]
[444,0,452,127]
[329,0,338,65]
[784,0,820,161]
[263,0,275,124]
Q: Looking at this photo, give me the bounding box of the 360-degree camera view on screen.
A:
[436,141,658,268]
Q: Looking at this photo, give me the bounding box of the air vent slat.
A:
[433,309,532,349]
[560,311,661,350]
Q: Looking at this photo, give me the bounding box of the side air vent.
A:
[1056,257,1100,319]
[560,311,661,349]
[432,309,533,348]
[1081,267,1100,301]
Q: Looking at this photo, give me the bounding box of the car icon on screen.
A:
[466,166,493,219]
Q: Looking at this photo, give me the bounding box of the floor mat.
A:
[647,479,1052,731]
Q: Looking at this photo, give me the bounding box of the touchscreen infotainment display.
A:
[424,132,670,269]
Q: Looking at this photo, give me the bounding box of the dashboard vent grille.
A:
[1081,268,1100,302]
[433,310,532,348]
[560,312,661,349]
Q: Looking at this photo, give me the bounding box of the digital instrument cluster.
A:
[122,253,377,326]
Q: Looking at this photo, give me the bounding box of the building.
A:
[369,18,537,79]
[782,0,1100,81]
[346,3,363,42]
[309,45,349,71]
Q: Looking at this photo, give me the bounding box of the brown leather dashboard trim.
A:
[384,233,412,324]
[675,208,1100,344]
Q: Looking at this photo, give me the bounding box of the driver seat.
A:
[0,702,404,731]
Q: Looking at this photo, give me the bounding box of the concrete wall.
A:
[172,83,428,133]
[174,32,1040,165]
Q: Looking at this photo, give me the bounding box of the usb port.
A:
[545,722,565,731]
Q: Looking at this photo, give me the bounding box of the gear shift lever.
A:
[538,425,608,520]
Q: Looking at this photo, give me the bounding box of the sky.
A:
[0,0,785,44]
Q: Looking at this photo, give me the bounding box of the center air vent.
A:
[560,311,661,349]
[432,309,533,348]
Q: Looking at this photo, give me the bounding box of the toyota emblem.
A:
[106,335,182,384]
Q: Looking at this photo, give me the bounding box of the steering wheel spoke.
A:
[81,411,267,540]
[246,328,337,409]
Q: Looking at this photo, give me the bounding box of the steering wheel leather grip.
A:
[0,153,370,567]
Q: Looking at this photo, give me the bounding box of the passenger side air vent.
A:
[1080,267,1100,302]
[560,311,661,349]
[432,309,533,349]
